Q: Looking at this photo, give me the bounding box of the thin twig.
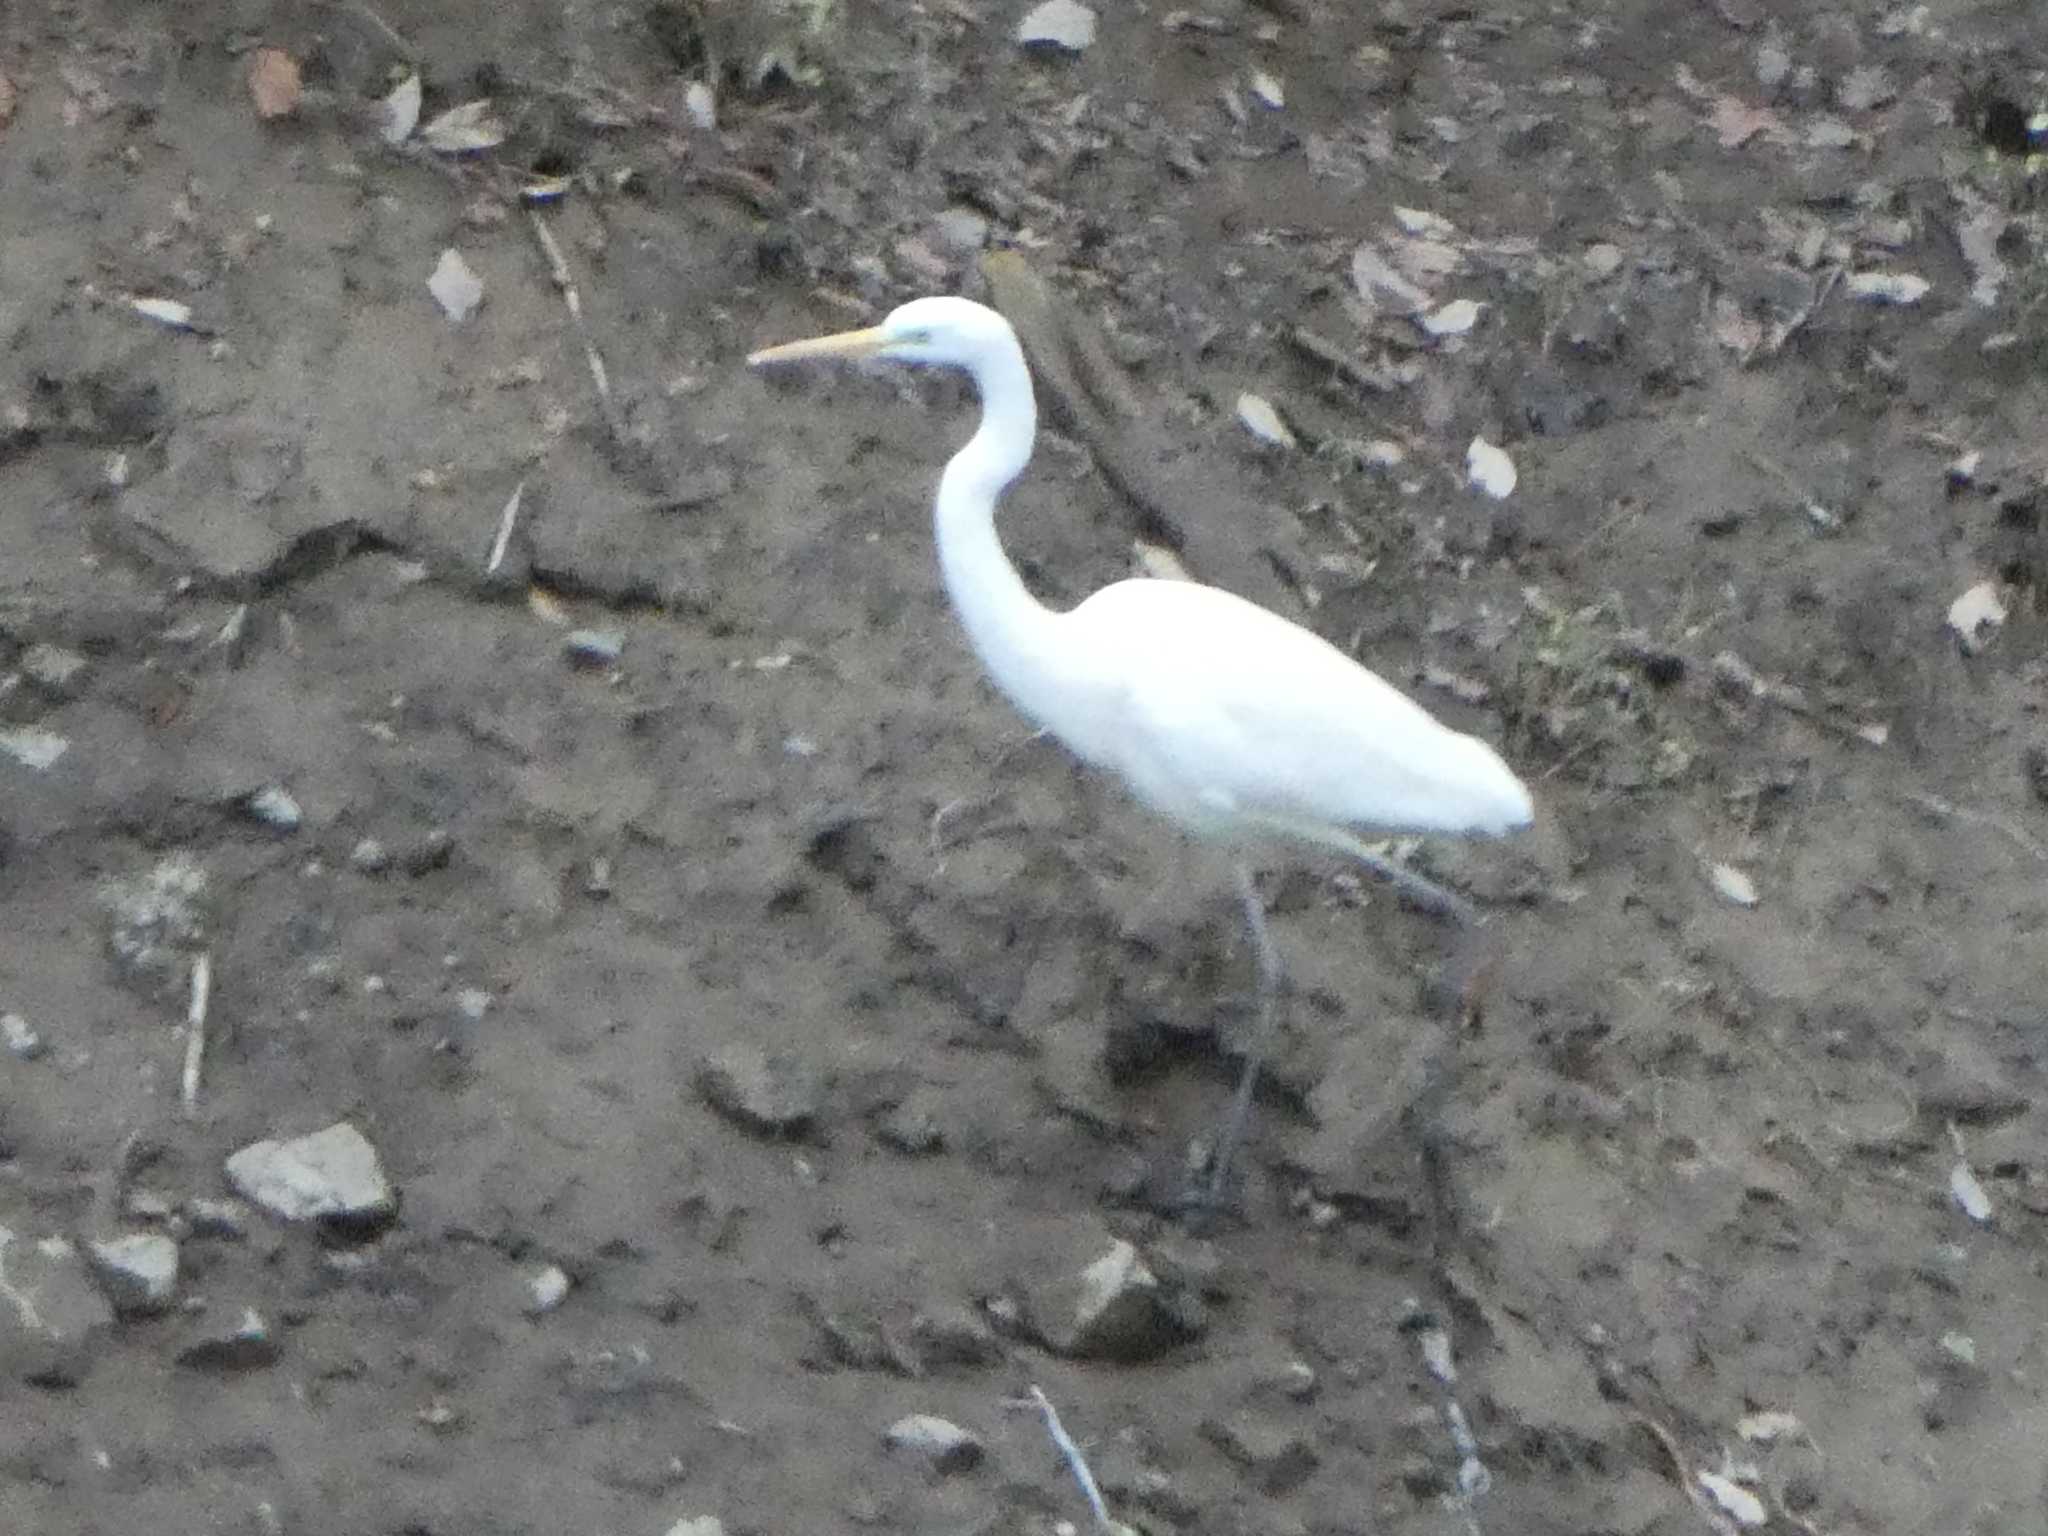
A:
[180,951,212,1114]
[486,480,525,575]
[1014,1385,1113,1531]
[335,1,422,64]
[527,210,625,446]
[1285,325,1406,394]
[1903,790,2048,866]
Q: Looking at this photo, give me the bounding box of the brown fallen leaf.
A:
[247,47,302,120]
[1710,94,1779,148]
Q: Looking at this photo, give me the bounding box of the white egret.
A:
[749,296,1533,1204]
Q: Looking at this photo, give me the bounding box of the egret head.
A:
[748,296,1015,374]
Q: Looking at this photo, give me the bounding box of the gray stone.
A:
[348,837,391,873]
[176,1306,280,1371]
[1200,1413,1320,1494]
[20,644,89,699]
[0,1227,114,1385]
[884,1413,984,1474]
[224,1121,398,1231]
[664,1520,726,1536]
[525,1264,571,1315]
[243,786,301,830]
[909,1303,1003,1369]
[933,207,990,253]
[1025,1236,1190,1362]
[564,629,625,667]
[184,1197,252,1240]
[876,1089,946,1154]
[696,1043,822,1138]
[87,1233,179,1316]
[1,1011,44,1060]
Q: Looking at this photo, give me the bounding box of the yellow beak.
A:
[746,325,888,367]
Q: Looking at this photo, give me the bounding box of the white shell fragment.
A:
[428,249,485,323]
[1465,436,1516,499]
[129,297,196,330]
[1845,271,1930,305]
[1017,0,1097,51]
[1947,581,2006,654]
[1419,299,1482,337]
[1698,1471,1767,1528]
[380,72,422,145]
[1236,392,1297,449]
[1951,1160,1993,1224]
[1709,862,1759,908]
[420,99,508,154]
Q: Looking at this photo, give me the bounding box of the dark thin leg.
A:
[1206,864,1283,1203]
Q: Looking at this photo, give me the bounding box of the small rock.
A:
[664,1519,727,1536]
[399,828,456,876]
[20,644,89,699]
[909,1304,1004,1369]
[185,1197,252,1240]
[696,1043,822,1138]
[564,629,625,668]
[526,1264,571,1315]
[0,1227,115,1385]
[224,1121,398,1232]
[87,1233,180,1317]
[349,837,391,874]
[1,1011,44,1059]
[244,786,302,831]
[933,207,990,253]
[1017,0,1096,51]
[2022,744,2048,806]
[1026,1237,1191,1362]
[176,1306,280,1371]
[428,248,485,323]
[876,1089,946,1154]
[1200,1413,1320,1494]
[1582,242,1624,279]
[884,1414,985,1474]
[455,987,493,1022]
[0,726,68,771]
[102,855,210,999]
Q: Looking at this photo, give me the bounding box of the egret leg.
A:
[1205,864,1283,1203]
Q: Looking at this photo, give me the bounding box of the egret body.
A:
[750,297,1532,1201]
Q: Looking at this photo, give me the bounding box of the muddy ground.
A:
[3,0,2048,1532]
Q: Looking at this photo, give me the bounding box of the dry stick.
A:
[527,210,625,447]
[1015,1385,1114,1531]
[486,480,526,575]
[1903,790,2048,867]
[180,950,212,1114]
[1285,325,1405,394]
[335,1,422,64]
[1407,1309,1491,1535]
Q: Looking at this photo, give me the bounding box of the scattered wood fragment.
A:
[527,210,624,447]
[180,951,213,1114]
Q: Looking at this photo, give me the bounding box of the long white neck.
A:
[932,335,1072,729]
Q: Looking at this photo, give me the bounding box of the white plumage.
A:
[750,295,1533,1204]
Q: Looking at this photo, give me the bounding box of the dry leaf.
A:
[1846,270,1929,305]
[381,73,422,144]
[246,47,302,120]
[1465,437,1516,498]
[1236,392,1297,449]
[1697,1472,1767,1528]
[1351,241,1431,316]
[1709,862,1759,908]
[129,297,196,330]
[1419,299,1482,338]
[428,249,484,322]
[1951,1160,1993,1223]
[1947,581,2006,653]
[421,99,508,154]
[1735,1411,1803,1443]
[1711,95,1779,148]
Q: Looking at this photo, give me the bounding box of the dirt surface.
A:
[4,1,2048,1532]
